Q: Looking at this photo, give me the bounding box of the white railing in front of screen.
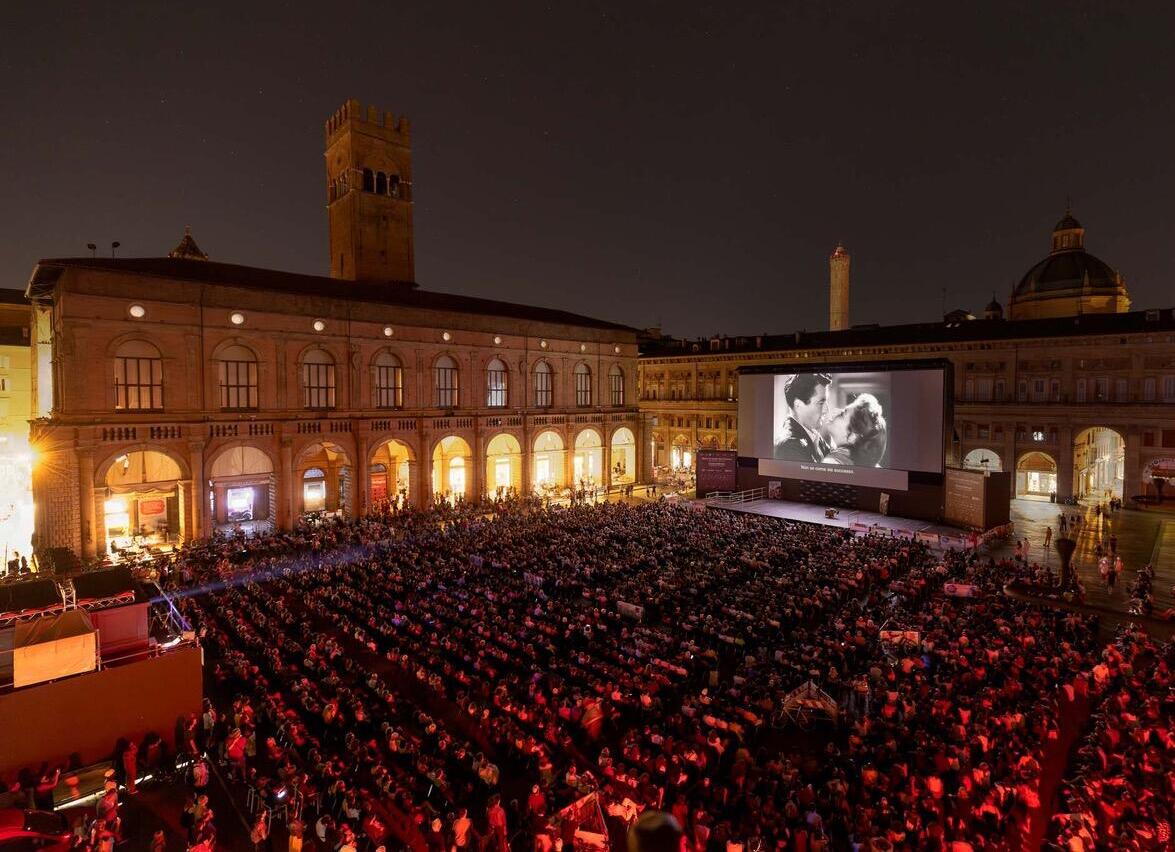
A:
[704,487,767,504]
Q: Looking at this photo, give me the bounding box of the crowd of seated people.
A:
[1048,628,1175,851]
[154,499,1162,851]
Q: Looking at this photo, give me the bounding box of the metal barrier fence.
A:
[703,487,768,504]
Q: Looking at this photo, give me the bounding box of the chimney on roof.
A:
[829,244,850,331]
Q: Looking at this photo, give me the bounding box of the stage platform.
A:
[705,498,975,549]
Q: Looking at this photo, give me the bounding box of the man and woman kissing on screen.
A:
[774,372,887,467]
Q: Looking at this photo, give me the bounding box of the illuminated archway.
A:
[432,435,472,504]
[573,428,603,486]
[485,433,522,497]
[533,431,565,495]
[208,445,275,530]
[1016,451,1057,500]
[671,435,692,470]
[1073,427,1124,500]
[296,442,353,517]
[370,438,414,508]
[100,448,186,551]
[962,448,1002,473]
[610,427,636,484]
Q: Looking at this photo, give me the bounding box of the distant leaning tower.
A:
[325,99,415,283]
[829,243,850,331]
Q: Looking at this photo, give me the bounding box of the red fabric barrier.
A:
[90,602,150,658]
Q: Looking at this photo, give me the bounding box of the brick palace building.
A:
[25,100,642,560]
[640,213,1175,504]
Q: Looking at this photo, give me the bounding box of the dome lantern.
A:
[1050,210,1084,253]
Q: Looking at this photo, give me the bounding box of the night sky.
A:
[5,2,1174,336]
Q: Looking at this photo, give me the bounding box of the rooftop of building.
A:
[26,257,638,334]
[0,288,29,306]
[641,307,1175,358]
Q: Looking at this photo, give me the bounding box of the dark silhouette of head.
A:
[627,810,685,852]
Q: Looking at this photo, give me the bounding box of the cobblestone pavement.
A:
[989,498,1175,615]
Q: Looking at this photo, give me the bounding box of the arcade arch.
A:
[1016,451,1057,500]
[962,448,1003,473]
[208,445,275,531]
[485,433,522,497]
[573,428,603,486]
[610,427,636,484]
[432,435,472,504]
[296,442,352,517]
[97,448,187,552]
[532,431,565,495]
[1073,427,1124,501]
[369,438,414,508]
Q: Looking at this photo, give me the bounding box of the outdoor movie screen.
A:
[737,365,946,491]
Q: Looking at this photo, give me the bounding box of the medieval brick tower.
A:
[325,99,415,283]
[829,243,850,331]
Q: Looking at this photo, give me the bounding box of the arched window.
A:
[533,361,553,408]
[302,348,336,409]
[373,351,403,409]
[375,172,387,195]
[114,339,163,410]
[574,363,592,407]
[218,344,258,410]
[609,364,625,407]
[486,357,508,408]
[362,168,374,192]
[435,355,459,408]
[388,173,401,197]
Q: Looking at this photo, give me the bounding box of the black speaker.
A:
[73,566,135,601]
[0,578,62,614]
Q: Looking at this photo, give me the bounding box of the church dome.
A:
[1014,250,1121,298]
[1007,211,1130,320]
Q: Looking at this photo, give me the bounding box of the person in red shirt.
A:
[487,794,509,852]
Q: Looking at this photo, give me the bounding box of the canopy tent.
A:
[13,610,97,689]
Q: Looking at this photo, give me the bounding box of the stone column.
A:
[1056,426,1074,500]
[472,432,484,501]
[326,460,341,513]
[1123,428,1141,500]
[188,440,206,541]
[521,428,532,496]
[77,449,97,560]
[355,431,369,517]
[178,479,193,543]
[603,433,612,490]
[565,430,576,491]
[279,437,294,529]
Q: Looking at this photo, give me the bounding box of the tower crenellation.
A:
[325,99,410,145]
